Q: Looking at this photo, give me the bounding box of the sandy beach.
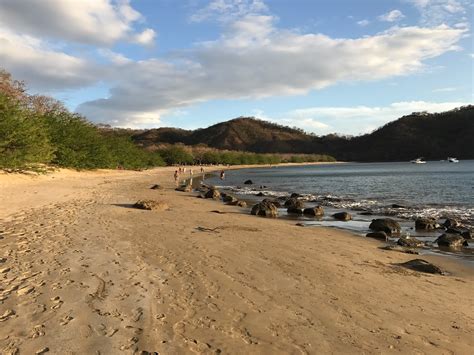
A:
[0,166,472,355]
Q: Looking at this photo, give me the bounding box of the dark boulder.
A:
[443,218,460,228]
[284,198,304,209]
[369,218,401,235]
[287,207,304,215]
[391,204,406,209]
[251,200,278,217]
[332,212,352,221]
[399,259,444,274]
[303,206,324,217]
[435,233,468,248]
[415,217,439,230]
[445,227,472,240]
[290,193,302,198]
[256,192,265,197]
[366,231,388,240]
[359,211,374,216]
[205,188,221,199]
[397,236,424,248]
[223,195,238,204]
[244,180,253,185]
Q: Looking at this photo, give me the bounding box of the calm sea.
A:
[204,160,474,261]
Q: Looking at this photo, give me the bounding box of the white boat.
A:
[447,157,459,163]
[410,157,426,164]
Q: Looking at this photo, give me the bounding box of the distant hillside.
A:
[131,106,474,161]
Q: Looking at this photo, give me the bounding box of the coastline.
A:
[0,165,473,354]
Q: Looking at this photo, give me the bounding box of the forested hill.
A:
[132,106,474,161]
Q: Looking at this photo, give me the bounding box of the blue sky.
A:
[0,0,472,135]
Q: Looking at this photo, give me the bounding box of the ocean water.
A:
[204,161,474,261]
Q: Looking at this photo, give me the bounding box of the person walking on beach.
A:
[200,166,204,174]
[174,170,179,186]
[190,168,193,176]
[220,170,225,180]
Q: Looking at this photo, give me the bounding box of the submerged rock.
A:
[397,236,424,248]
[251,200,278,217]
[287,207,304,215]
[369,218,401,235]
[244,179,253,185]
[399,259,444,274]
[332,212,352,221]
[445,227,472,240]
[435,233,468,248]
[381,245,420,255]
[303,206,324,217]
[415,217,440,230]
[366,231,388,240]
[133,200,168,211]
[290,193,302,198]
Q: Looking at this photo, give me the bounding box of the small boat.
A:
[410,157,426,164]
[447,157,459,163]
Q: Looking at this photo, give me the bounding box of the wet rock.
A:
[445,227,472,240]
[251,200,278,217]
[332,212,352,221]
[256,192,265,197]
[369,218,401,235]
[244,180,253,185]
[366,231,388,240]
[284,198,304,209]
[435,233,468,248]
[359,211,374,216]
[287,207,304,215]
[205,188,221,200]
[223,195,238,204]
[150,184,162,190]
[236,201,247,208]
[133,200,169,211]
[290,193,302,198]
[415,217,440,230]
[303,206,324,217]
[399,259,444,274]
[397,236,424,248]
[443,218,460,228]
[391,204,406,209]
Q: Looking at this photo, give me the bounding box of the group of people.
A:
[173,166,226,185]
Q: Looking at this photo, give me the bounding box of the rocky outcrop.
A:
[133,200,168,211]
[303,206,324,217]
[223,195,238,204]
[399,259,444,274]
[415,217,440,230]
[284,198,304,209]
[445,227,472,240]
[369,218,401,235]
[443,218,460,228]
[435,234,468,248]
[251,200,278,217]
[332,212,352,221]
[204,188,221,199]
[397,236,424,248]
[287,207,303,215]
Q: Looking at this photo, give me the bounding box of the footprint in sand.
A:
[30,324,46,338]
[59,315,74,326]
[132,307,143,322]
[0,309,15,322]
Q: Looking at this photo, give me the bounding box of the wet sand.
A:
[0,167,473,354]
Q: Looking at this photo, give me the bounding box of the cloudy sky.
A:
[0,0,472,135]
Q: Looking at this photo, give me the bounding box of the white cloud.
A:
[77,17,465,126]
[0,28,103,91]
[0,0,155,46]
[281,101,472,135]
[406,0,470,26]
[378,10,405,22]
[357,20,370,27]
[190,0,268,23]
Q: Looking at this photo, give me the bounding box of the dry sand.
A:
[0,167,472,354]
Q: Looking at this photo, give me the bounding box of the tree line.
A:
[0,69,335,171]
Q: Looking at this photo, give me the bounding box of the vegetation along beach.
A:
[1,0,473,354]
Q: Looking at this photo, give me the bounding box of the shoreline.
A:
[0,165,473,353]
